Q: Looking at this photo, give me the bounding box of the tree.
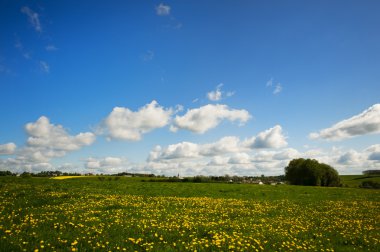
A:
[285,158,340,187]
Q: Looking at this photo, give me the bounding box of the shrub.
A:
[359,180,380,189]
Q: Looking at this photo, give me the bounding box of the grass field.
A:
[0,176,379,251]
[340,175,380,188]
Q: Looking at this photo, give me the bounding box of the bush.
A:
[285,158,340,187]
[20,172,32,178]
[359,181,380,189]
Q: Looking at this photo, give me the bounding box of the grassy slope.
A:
[1,176,379,202]
[340,175,380,188]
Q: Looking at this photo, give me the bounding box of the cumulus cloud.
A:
[368,152,380,161]
[21,6,42,32]
[0,143,16,155]
[310,104,380,141]
[228,153,251,164]
[1,116,97,171]
[102,101,173,141]
[208,156,229,166]
[244,125,287,149]
[108,143,380,176]
[171,104,251,134]
[337,150,362,164]
[273,148,300,160]
[148,142,199,161]
[85,157,127,173]
[151,125,288,163]
[0,157,53,173]
[200,136,241,156]
[26,116,95,152]
[156,3,171,16]
[366,144,380,161]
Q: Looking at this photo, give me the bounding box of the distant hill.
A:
[340,175,380,188]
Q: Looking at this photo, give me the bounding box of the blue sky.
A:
[1,0,379,175]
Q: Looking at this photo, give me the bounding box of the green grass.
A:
[340,175,380,188]
[0,176,379,251]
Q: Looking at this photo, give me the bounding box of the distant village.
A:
[0,170,286,184]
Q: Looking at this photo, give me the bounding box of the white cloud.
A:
[273,83,282,94]
[207,83,234,101]
[85,157,127,173]
[200,136,241,156]
[156,3,171,16]
[208,156,229,166]
[266,78,283,95]
[40,61,50,73]
[337,150,363,164]
[365,144,380,153]
[228,153,251,164]
[8,116,97,167]
[273,148,300,160]
[244,125,287,149]
[148,142,199,161]
[151,125,288,163]
[0,143,16,155]
[21,6,42,32]
[102,101,173,141]
[310,104,380,141]
[0,157,54,173]
[207,84,223,101]
[26,116,95,152]
[171,104,251,134]
[366,144,380,161]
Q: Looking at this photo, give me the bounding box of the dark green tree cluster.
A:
[0,170,15,176]
[285,158,340,187]
[362,170,380,175]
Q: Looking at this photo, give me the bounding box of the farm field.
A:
[0,176,379,251]
[340,175,380,188]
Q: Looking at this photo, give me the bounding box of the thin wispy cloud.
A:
[207,83,235,101]
[39,61,50,73]
[141,50,154,61]
[207,84,223,101]
[266,78,283,95]
[21,6,42,33]
[156,3,171,16]
[266,78,273,87]
[14,39,23,50]
[45,45,58,51]
[273,83,282,94]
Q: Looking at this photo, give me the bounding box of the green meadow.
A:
[0,176,379,251]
